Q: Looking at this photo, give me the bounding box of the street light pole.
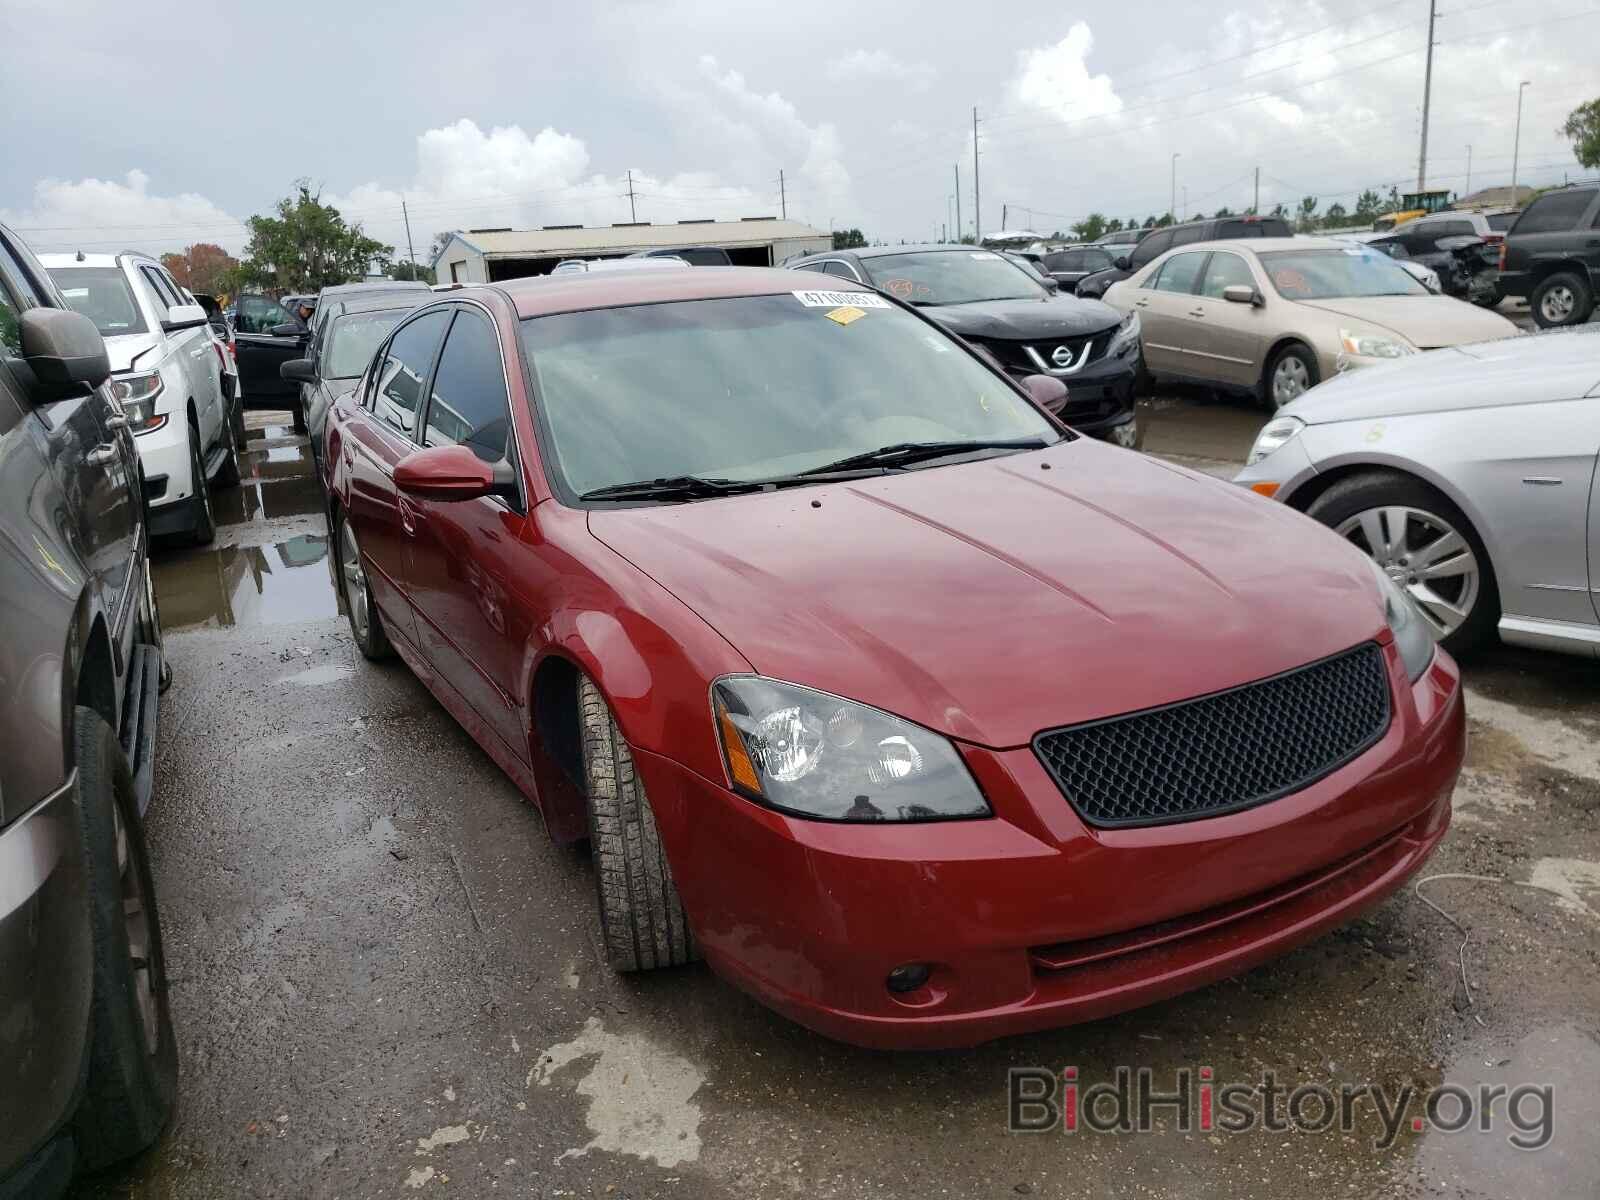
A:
[1511,81,1531,200]
[1170,153,1180,223]
[1417,0,1437,190]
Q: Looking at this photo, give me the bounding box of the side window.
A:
[795,260,831,274]
[1152,252,1207,294]
[237,295,292,334]
[0,281,20,357]
[1199,252,1255,298]
[424,310,511,464]
[1132,231,1171,268]
[1513,190,1594,235]
[373,310,450,437]
[1168,226,1205,248]
[820,261,860,281]
[139,266,178,309]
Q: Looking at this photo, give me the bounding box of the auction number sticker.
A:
[793,290,891,309]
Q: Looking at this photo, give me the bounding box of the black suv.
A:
[1075,214,1293,299]
[1498,185,1600,328]
[0,221,175,1198]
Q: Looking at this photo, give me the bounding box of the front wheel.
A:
[1306,471,1499,655]
[1261,342,1319,410]
[70,707,177,1169]
[578,675,697,972]
[335,512,391,660]
[185,422,215,546]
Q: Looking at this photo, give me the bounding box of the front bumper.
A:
[1005,350,1138,437]
[641,643,1463,1049]
[135,418,193,513]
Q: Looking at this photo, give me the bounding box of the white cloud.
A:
[827,49,936,91]
[2,169,246,255]
[1010,23,1123,123]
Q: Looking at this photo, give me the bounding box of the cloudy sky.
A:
[1,0,1593,261]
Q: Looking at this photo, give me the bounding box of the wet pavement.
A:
[73,411,1598,1199]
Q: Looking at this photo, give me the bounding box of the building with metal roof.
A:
[432,218,832,283]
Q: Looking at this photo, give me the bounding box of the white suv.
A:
[42,252,239,543]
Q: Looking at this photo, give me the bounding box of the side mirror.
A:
[269,321,305,338]
[19,308,110,390]
[280,358,317,385]
[1222,285,1263,307]
[394,444,516,503]
[162,302,209,332]
[1114,256,1131,271]
[1021,373,1069,417]
[1040,276,1061,294]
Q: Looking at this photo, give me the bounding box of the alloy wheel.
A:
[1272,356,1311,407]
[1540,285,1575,324]
[340,521,370,642]
[115,798,161,1053]
[1333,505,1480,639]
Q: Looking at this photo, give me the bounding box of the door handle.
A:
[86,444,118,467]
[1188,308,1206,317]
[398,496,420,535]
[1134,299,1150,308]
[104,414,129,430]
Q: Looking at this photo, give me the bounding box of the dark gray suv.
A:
[0,221,175,1198]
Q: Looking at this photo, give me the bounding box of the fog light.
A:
[886,963,932,994]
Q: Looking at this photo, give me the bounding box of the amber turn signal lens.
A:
[1249,482,1281,499]
[715,697,764,795]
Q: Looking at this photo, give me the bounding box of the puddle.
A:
[212,478,327,527]
[240,445,315,482]
[277,663,356,687]
[156,534,342,629]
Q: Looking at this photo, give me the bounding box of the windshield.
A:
[1258,249,1428,300]
[1486,212,1517,232]
[521,293,1058,499]
[862,250,1044,305]
[324,309,408,379]
[48,267,148,336]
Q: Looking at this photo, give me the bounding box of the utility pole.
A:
[1002,203,1008,231]
[1464,145,1472,196]
[1253,166,1260,214]
[1417,0,1437,191]
[1170,153,1180,223]
[954,163,962,242]
[972,107,981,244]
[779,170,787,220]
[625,170,638,222]
[1511,81,1531,200]
[401,197,417,278]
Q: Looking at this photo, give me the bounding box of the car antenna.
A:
[75,249,85,262]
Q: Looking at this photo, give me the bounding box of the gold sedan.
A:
[1102,237,1519,409]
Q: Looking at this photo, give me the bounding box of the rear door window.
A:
[237,294,293,334]
[1169,226,1206,248]
[1512,190,1595,235]
[373,309,449,437]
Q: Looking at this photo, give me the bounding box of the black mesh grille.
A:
[1033,644,1391,828]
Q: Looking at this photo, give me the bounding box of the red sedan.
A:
[322,268,1463,1050]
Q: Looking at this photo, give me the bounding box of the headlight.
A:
[1367,558,1435,681]
[712,677,990,822]
[1246,415,1304,466]
[1338,328,1415,359]
[1109,308,1140,353]
[110,370,167,433]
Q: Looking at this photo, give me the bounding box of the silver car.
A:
[1234,329,1600,659]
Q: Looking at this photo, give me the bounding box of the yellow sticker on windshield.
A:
[825,305,867,325]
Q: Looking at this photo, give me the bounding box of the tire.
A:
[1305,471,1499,656]
[213,406,241,488]
[291,400,308,435]
[135,529,172,694]
[578,675,696,972]
[1106,416,1143,450]
[70,706,177,1170]
[335,510,391,660]
[1529,271,1594,329]
[185,422,215,546]
[1261,342,1319,410]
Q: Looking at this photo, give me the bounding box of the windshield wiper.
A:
[797,437,1052,476]
[579,475,762,502]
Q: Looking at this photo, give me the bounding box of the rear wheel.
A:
[1530,271,1594,329]
[578,675,696,972]
[1306,471,1499,655]
[185,422,214,546]
[70,707,177,1169]
[336,511,391,660]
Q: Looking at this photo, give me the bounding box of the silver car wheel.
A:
[1109,420,1140,449]
[1539,285,1575,324]
[1334,505,1481,639]
[1272,355,1311,407]
[340,520,371,643]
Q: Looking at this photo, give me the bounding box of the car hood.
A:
[1284,327,1600,424]
[1294,295,1517,349]
[918,296,1120,341]
[104,332,165,374]
[589,440,1386,748]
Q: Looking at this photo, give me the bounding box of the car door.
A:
[1133,250,1208,375]
[403,303,533,761]
[138,263,221,450]
[1187,250,1269,387]
[340,308,451,651]
[234,295,304,401]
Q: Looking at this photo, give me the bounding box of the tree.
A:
[1385,185,1402,212]
[1296,196,1319,232]
[1104,217,1124,234]
[1560,98,1600,169]
[429,230,460,262]
[1070,212,1109,242]
[389,261,435,284]
[1354,189,1383,222]
[1270,202,1288,218]
[238,181,392,292]
[1322,201,1348,227]
[159,243,238,296]
[832,228,867,250]
[1213,205,1233,218]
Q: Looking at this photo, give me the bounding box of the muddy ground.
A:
[74,400,1599,1200]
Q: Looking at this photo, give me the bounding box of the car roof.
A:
[1167,237,1339,253]
[328,291,428,317]
[849,243,1006,260]
[490,265,874,320]
[319,280,430,299]
[39,252,124,269]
